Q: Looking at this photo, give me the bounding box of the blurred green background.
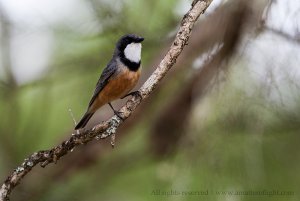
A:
[0,0,300,200]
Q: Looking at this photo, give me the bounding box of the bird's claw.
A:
[121,91,142,99]
[113,110,124,121]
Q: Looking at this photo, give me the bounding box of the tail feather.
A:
[75,112,94,130]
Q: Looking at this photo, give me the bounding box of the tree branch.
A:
[0,1,213,200]
[264,26,300,44]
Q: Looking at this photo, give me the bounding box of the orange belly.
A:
[89,67,140,112]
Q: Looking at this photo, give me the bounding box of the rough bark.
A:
[0,1,214,200]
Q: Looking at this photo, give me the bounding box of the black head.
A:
[114,34,144,71]
[115,34,144,52]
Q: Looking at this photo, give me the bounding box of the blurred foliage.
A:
[0,0,300,201]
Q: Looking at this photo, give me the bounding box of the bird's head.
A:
[115,34,144,63]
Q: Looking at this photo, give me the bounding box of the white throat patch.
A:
[124,43,141,63]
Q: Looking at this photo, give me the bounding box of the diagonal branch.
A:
[0,0,213,200]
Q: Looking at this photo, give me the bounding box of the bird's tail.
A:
[75,112,94,130]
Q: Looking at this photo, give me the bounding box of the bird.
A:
[75,34,144,130]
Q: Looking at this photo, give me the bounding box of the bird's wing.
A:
[88,60,117,107]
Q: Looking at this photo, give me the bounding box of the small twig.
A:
[68,108,77,126]
[68,108,80,135]
[264,26,300,44]
[110,134,116,148]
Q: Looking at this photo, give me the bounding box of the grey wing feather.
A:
[88,60,117,107]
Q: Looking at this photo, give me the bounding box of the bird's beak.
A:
[137,37,144,42]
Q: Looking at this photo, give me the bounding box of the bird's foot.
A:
[113,110,124,121]
[121,91,142,99]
